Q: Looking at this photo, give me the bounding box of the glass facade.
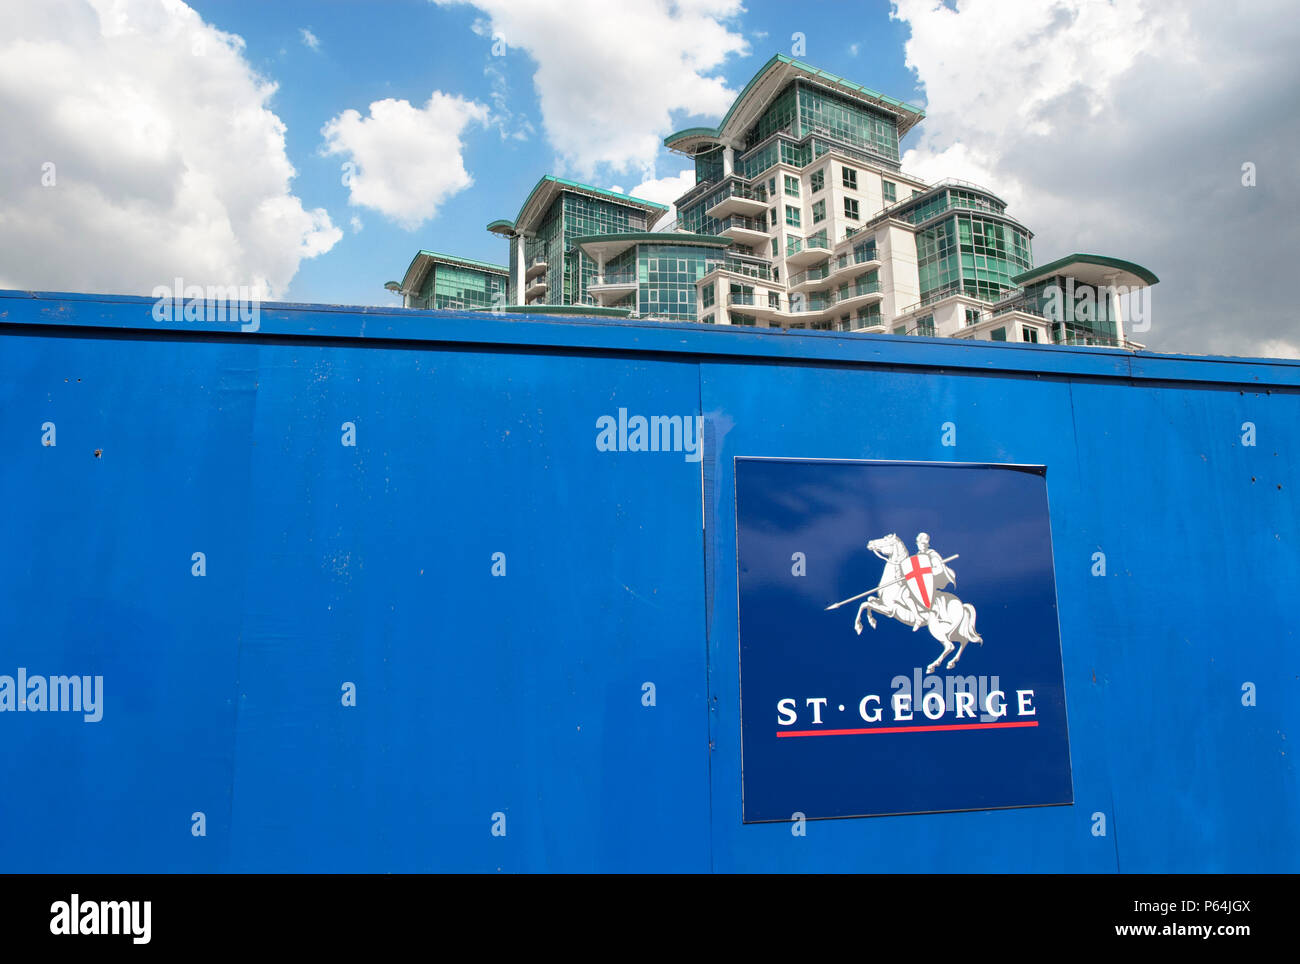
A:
[917,213,1032,304]
[521,192,650,306]
[797,83,900,163]
[747,83,799,147]
[416,261,507,310]
[1020,276,1120,345]
[695,146,724,185]
[637,244,718,321]
[885,188,1008,227]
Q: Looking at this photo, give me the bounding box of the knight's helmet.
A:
[916,532,931,550]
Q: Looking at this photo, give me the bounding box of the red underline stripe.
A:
[776,721,1039,737]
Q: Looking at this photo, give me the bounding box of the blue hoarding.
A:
[736,458,1072,822]
[2,291,1297,871]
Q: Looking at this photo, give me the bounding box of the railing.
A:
[790,247,880,287]
[712,183,768,205]
[785,280,882,316]
[786,235,831,257]
[704,258,773,281]
[727,292,758,306]
[788,264,832,287]
[717,214,768,233]
[844,280,882,297]
[528,255,548,268]
[590,270,637,286]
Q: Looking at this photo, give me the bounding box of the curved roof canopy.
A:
[1013,254,1159,289]
[572,232,730,263]
[664,54,925,155]
[489,176,669,238]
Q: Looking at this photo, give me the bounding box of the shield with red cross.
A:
[903,554,935,610]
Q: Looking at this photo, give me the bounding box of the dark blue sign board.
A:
[735,458,1073,822]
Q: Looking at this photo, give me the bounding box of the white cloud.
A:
[349,215,363,234]
[619,169,697,224]
[849,43,860,57]
[0,0,341,299]
[484,60,534,142]
[892,0,1300,358]
[320,92,489,231]
[299,27,320,51]
[432,0,748,178]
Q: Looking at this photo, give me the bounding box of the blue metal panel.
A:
[0,290,1295,872]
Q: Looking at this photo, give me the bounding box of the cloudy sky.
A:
[1,0,1296,357]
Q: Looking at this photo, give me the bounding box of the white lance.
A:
[824,554,959,611]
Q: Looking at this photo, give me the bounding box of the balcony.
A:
[784,235,832,270]
[728,291,780,319]
[706,183,769,220]
[702,257,773,282]
[524,276,548,300]
[524,256,548,280]
[716,215,769,247]
[831,279,884,313]
[787,263,835,294]
[587,270,638,302]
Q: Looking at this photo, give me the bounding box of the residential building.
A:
[392,55,1157,348]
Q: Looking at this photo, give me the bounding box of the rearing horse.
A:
[854,533,983,673]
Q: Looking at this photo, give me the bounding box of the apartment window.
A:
[991,327,1007,341]
[785,205,801,227]
[843,198,860,220]
[784,174,800,197]
[1023,326,1039,343]
[701,285,715,308]
[810,168,825,193]
[812,200,826,224]
[916,314,935,337]
[732,312,757,327]
[882,180,897,203]
[773,267,780,282]
[769,177,777,196]
[701,313,714,324]
[771,238,779,256]
[965,308,979,327]
[842,166,858,190]
[912,189,923,199]
[768,292,780,308]
[893,325,907,336]
[769,207,777,225]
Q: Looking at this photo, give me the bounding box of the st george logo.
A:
[735,458,1073,821]
[827,532,982,674]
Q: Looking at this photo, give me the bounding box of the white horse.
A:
[854,533,983,673]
